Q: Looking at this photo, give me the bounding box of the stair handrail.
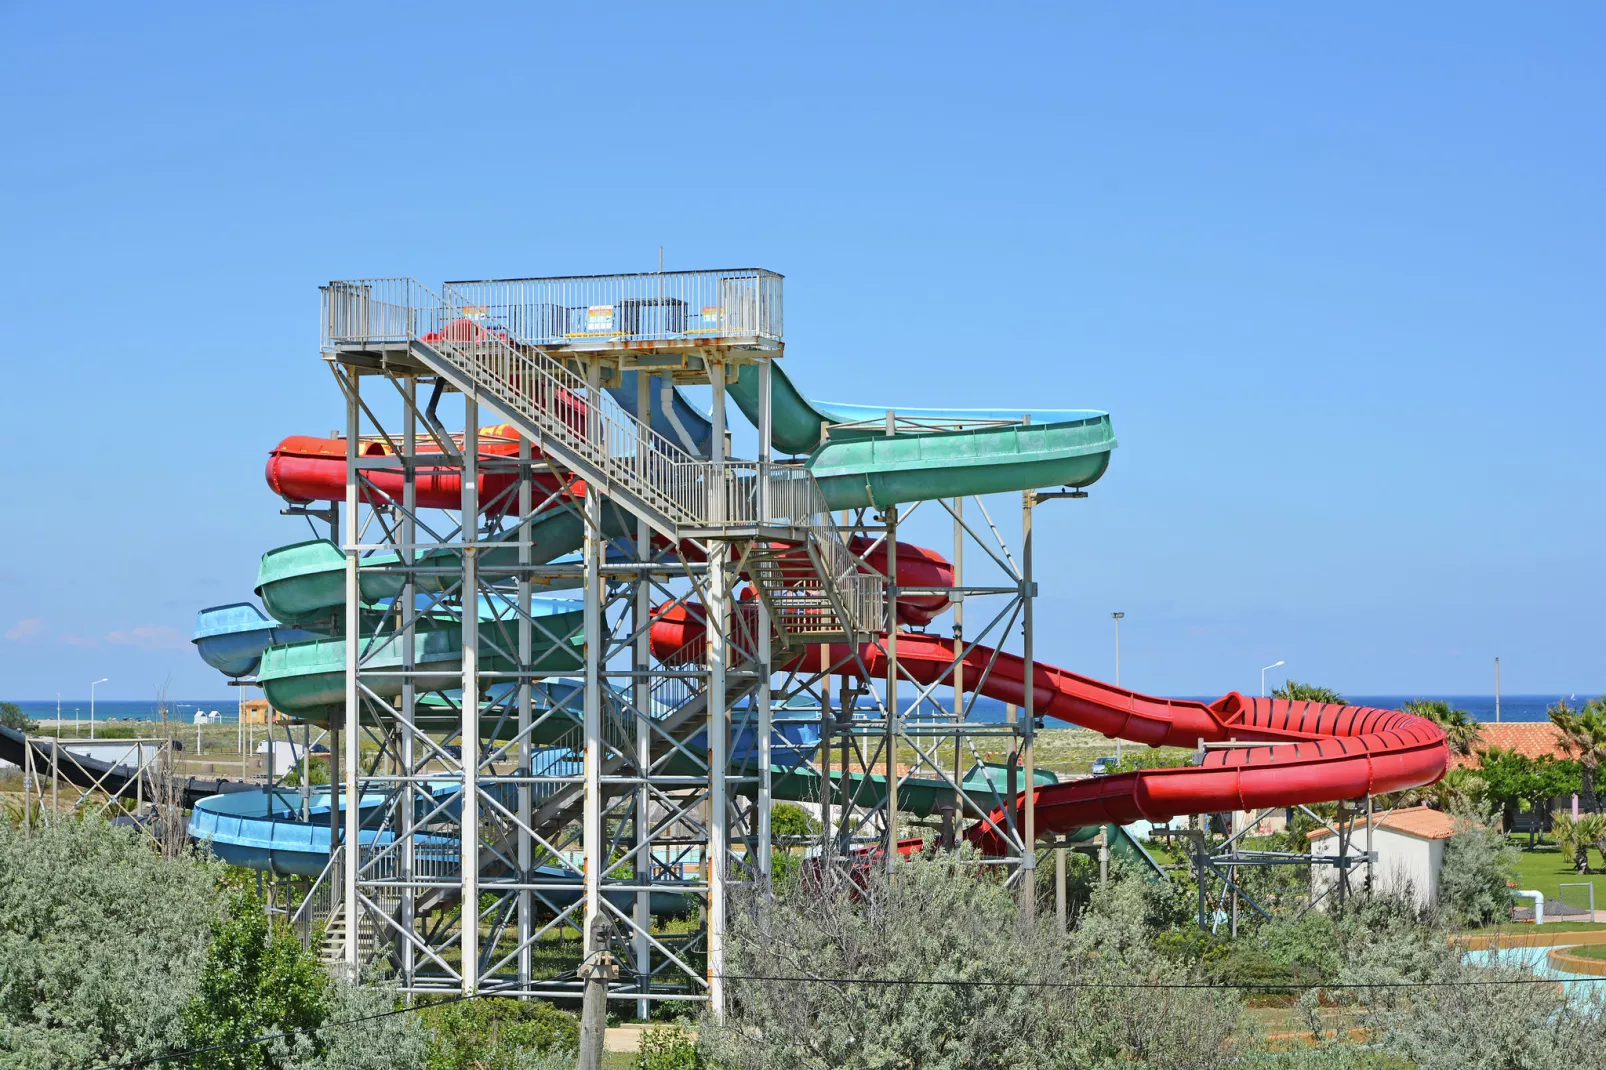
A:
[290,842,345,949]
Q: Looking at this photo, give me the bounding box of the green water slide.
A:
[725,363,1117,509]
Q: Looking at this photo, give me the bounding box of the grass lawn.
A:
[1509,843,1605,910]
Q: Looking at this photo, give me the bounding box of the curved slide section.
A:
[189,787,692,916]
[193,603,319,678]
[266,425,545,514]
[726,362,1118,508]
[648,608,1448,855]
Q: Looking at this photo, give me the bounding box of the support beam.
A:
[461,403,480,994]
[517,430,534,992]
[1020,489,1036,920]
[634,373,653,1018]
[399,375,417,989]
[885,503,899,871]
[343,371,361,971]
[582,362,605,971]
[706,360,729,1020]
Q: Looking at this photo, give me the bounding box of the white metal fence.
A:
[443,270,783,348]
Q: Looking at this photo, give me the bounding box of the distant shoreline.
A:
[7,693,1594,726]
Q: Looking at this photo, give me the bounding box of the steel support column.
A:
[460,403,480,994]
[342,370,361,971]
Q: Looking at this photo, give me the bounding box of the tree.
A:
[1548,698,1606,811]
[1474,747,1531,831]
[1273,681,1346,705]
[178,891,333,1069]
[0,700,36,733]
[1400,699,1481,756]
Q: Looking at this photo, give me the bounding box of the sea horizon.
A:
[5,692,1597,726]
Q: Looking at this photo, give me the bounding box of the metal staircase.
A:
[321,278,881,643]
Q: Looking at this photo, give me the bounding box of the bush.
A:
[420,998,578,1070]
[633,1022,699,1070]
[701,851,1242,1070]
[769,802,818,839]
[178,890,333,1069]
[0,815,223,1065]
[1435,804,1518,927]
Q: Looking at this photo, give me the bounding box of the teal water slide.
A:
[627,361,1118,507]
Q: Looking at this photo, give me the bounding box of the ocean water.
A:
[3,693,1589,726]
[4,699,243,725]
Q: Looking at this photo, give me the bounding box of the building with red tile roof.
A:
[1448,721,1568,770]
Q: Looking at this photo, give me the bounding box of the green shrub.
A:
[633,1021,700,1070]
[1436,804,1518,927]
[421,998,578,1070]
[178,891,332,1069]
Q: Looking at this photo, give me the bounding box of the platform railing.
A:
[444,270,783,348]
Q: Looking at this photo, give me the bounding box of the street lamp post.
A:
[90,678,108,739]
[1260,661,1285,699]
[1112,613,1126,761]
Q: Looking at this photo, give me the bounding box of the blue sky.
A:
[1,3,1601,701]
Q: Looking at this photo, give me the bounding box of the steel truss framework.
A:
[318,352,1053,1016]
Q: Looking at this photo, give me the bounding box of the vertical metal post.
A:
[1020,490,1036,918]
[820,644,832,849]
[633,374,653,1017]
[343,371,361,971]
[518,430,534,993]
[1054,846,1067,933]
[399,376,417,989]
[1365,795,1374,894]
[581,363,605,973]
[706,360,729,1020]
[460,403,481,995]
[756,358,773,889]
[50,739,58,820]
[329,726,340,885]
[952,498,964,821]
[884,503,898,871]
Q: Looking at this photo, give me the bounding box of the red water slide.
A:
[649,603,1448,854]
[265,424,559,512]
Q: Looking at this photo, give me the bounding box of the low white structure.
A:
[1309,806,1459,911]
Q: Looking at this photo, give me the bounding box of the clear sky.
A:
[1,3,1601,701]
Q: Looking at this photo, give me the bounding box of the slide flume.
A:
[648,604,1449,854]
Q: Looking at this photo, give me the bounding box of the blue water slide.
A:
[606,370,713,458]
[193,603,319,678]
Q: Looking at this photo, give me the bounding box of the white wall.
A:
[1311,827,1444,911]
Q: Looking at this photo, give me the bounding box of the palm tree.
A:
[1272,680,1346,705]
[1400,699,1481,756]
[1549,698,1606,812]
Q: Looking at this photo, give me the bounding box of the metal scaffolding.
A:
[304,271,1047,1015]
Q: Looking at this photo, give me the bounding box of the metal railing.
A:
[443,270,783,348]
[320,277,879,636]
[291,844,344,950]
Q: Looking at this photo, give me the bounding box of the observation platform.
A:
[443,268,783,379]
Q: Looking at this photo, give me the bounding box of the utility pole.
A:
[1495,657,1501,723]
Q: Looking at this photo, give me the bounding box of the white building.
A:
[1309,805,1458,911]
